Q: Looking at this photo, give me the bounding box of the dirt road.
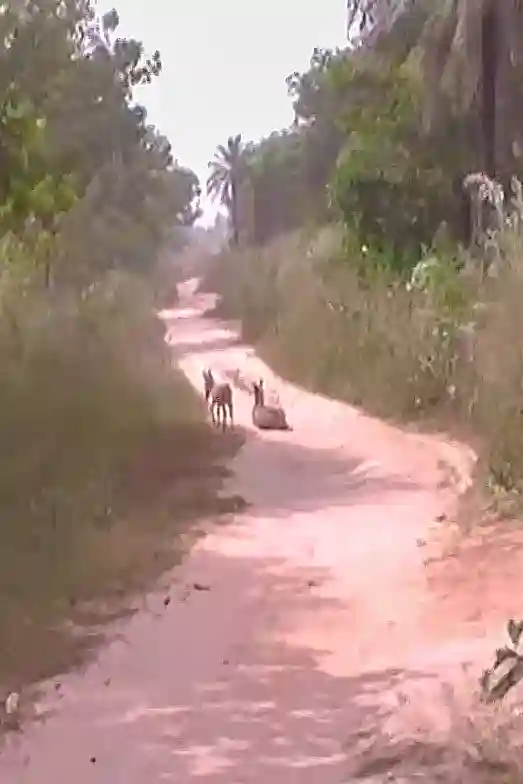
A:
[0,278,506,782]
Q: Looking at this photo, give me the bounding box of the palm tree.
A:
[420,1,523,186]
[207,134,245,246]
[416,1,497,177]
[353,0,523,183]
[347,0,407,44]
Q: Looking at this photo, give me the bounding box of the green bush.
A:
[202,215,523,498]
[0,267,231,686]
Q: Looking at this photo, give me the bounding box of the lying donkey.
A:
[251,379,291,430]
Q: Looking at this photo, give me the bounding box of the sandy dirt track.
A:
[0,277,507,783]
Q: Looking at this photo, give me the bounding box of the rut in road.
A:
[0,277,511,784]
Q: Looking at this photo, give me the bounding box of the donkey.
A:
[202,368,234,430]
[251,379,290,430]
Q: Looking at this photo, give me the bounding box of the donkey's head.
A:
[202,368,214,400]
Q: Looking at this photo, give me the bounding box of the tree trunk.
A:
[236,177,255,246]
[495,0,523,191]
[230,178,239,246]
[481,0,498,178]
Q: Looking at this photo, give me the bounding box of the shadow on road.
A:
[57,547,482,784]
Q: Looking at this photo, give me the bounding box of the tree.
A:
[237,40,469,258]
[207,134,245,246]
[227,49,348,246]
[348,1,523,185]
[0,0,199,286]
[237,131,304,244]
[417,0,523,187]
[329,53,465,271]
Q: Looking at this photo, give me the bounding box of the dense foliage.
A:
[205,2,523,506]
[0,0,200,288]
[209,1,523,275]
[0,0,209,688]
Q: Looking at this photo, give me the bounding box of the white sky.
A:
[98,0,347,224]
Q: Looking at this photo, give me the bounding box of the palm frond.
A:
[215,145,231,163]
[228,134,243,154]
[207,161,228,179]
[206,171,227,198]
[207,134,245,243]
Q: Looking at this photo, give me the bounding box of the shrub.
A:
[201,207,523,497]
[0,266,231,686]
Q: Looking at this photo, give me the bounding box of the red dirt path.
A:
[0,277,519,783]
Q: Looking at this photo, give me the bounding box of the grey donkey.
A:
[251,379,290,430]
[202,368,234,430]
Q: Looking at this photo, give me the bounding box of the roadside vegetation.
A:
[202,2,523,510]
[200,2,523,774]
[0,0,238,696]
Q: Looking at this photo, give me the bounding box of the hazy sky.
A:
[98,0,347,222]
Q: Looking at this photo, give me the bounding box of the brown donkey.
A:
[202,368,234,431]
[251,379,290,430]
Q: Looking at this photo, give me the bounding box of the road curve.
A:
[0,278,486,783]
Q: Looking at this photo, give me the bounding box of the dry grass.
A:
[467,700,523,783]
[202,228,523,778]
[201,229,455,413]
[388,680,523,782]
[202,227,523,496]
[0,270,244,694]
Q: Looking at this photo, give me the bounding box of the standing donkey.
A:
[202,368,234,431]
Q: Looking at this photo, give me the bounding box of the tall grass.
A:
[202,223,523,496]
[0,266,237,690]
[202,224,523,781]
